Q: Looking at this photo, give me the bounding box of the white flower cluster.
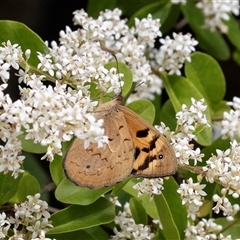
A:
[222,97,240,139]
[177,177,207,220]
[196,0,240,33]
[171,0,187,5]
[185,218,232,240]
[213,190,239,221]
[203,140,240,197]
[0,193,54,240]
[111,203,155,240]
[133,178,164,200]
[173,98,208,165]
[151,32,198,75]
[53,8,162,100]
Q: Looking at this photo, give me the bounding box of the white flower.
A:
[0,212,10,238]
[109,196,122,207]
[11,193,53,238]
[221,97,240,139]
[203,142,240,195]
[133,178,164,200]
[196,0,239,33]
[151,32,198,75]
[171,0,187,5]
[111,203,155,240]
[185,218,223,240]
[32,230,56,240]
[177,178,206,220]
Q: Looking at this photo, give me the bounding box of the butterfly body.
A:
[63,97,177,188]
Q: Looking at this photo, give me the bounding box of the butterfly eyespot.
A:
[86,165,91,169]
[158,154,163,160]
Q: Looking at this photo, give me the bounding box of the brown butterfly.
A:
[63,95,177,189]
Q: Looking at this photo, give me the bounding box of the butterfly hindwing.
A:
[119,105,177,177]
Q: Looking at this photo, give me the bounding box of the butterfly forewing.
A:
[63,100,135,188]
[118,105,177,177]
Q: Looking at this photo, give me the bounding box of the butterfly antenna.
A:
[112,54,123,100]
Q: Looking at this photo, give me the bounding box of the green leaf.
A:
[233,49,240,66]
[154,178,187,240]
[212,100,230,120]
[111,177,132,196]
[48,198,115,234]
[10,172,40,203]
[47,226,110,240]
[160,3,180,34]
[198,199,212,217]
[0,172,22,205]
[215,218,240,239]
[47,229,96,240]
[127,99,156,124]
[87,0,118,18]
[128,1,169,26]
[162,73,212,146]
[185,52,226,108]
[23,152,49,189]
[225,15,240,51]
[18,133,47,154]
[159,99,176,131]
[181,2,230,60]
[129,197,148,225]
[50,140,72,186]
[55,178,113,205]
[0,20,49,66]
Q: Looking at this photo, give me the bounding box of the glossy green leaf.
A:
[87,0,117,17]
[128,1,169,27]
[130,197,148,225]
[154,178,187,240]
[162,74,212,146]
[198,199,212,218]
[48,197,115,234]
[55,178,113,205]
[127,99,156,125]
[47,229,96,240]
[50,140,72,186]
[23,152,49,189]
[181,2,230,60]
[160,3,180,34]
[0,20,49,66]
[212,100,230,120]
[225,15,240,51]
[10,172,40,203]
[185,52,226,108]
[0,172,22,205]
[215,218,240,239]
[233,49,240,66]
[159,99,176,131]
[111,177,132,196]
